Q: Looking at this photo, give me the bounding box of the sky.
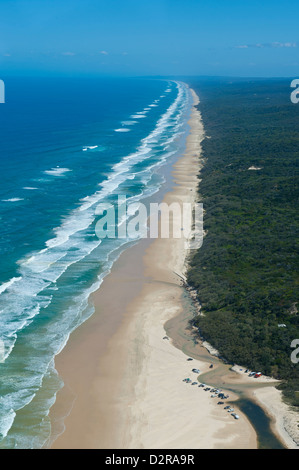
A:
[0,0,298,77]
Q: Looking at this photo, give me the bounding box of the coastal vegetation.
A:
[187,78,299,406]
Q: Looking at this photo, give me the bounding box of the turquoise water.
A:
[0,78,192,448]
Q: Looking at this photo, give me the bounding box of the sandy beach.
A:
[49,88,297,450]
[253,387,299,449]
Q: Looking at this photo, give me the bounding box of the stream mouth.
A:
[235,398,285,449]
[198,368,286,449]
[164,290,287,449]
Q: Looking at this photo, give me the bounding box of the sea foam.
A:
[82,145,99,151]
[44,168,72,176]
[0,277,22,295]
[0,80,192,446]
[1,198,24,202]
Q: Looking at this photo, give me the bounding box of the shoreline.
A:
[49,88,296,449]
[108,90,256,448]
[177,284,299,449]
[252,387,299,448]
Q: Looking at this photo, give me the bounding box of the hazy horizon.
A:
[1,0,298,78]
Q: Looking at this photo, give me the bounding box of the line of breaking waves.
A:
[0,81,192,447]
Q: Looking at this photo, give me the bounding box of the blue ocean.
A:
[0,77,192,448]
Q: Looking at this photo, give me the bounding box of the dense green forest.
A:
[186,78,299,406]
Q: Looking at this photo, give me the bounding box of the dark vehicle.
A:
[218,393,229,399]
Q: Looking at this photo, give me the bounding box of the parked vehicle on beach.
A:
[218,393,228,399]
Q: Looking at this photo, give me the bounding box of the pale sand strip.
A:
[113,90,257,449]
[50,88,257,449]
[253,387,299,449]
[118,288,256,449]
